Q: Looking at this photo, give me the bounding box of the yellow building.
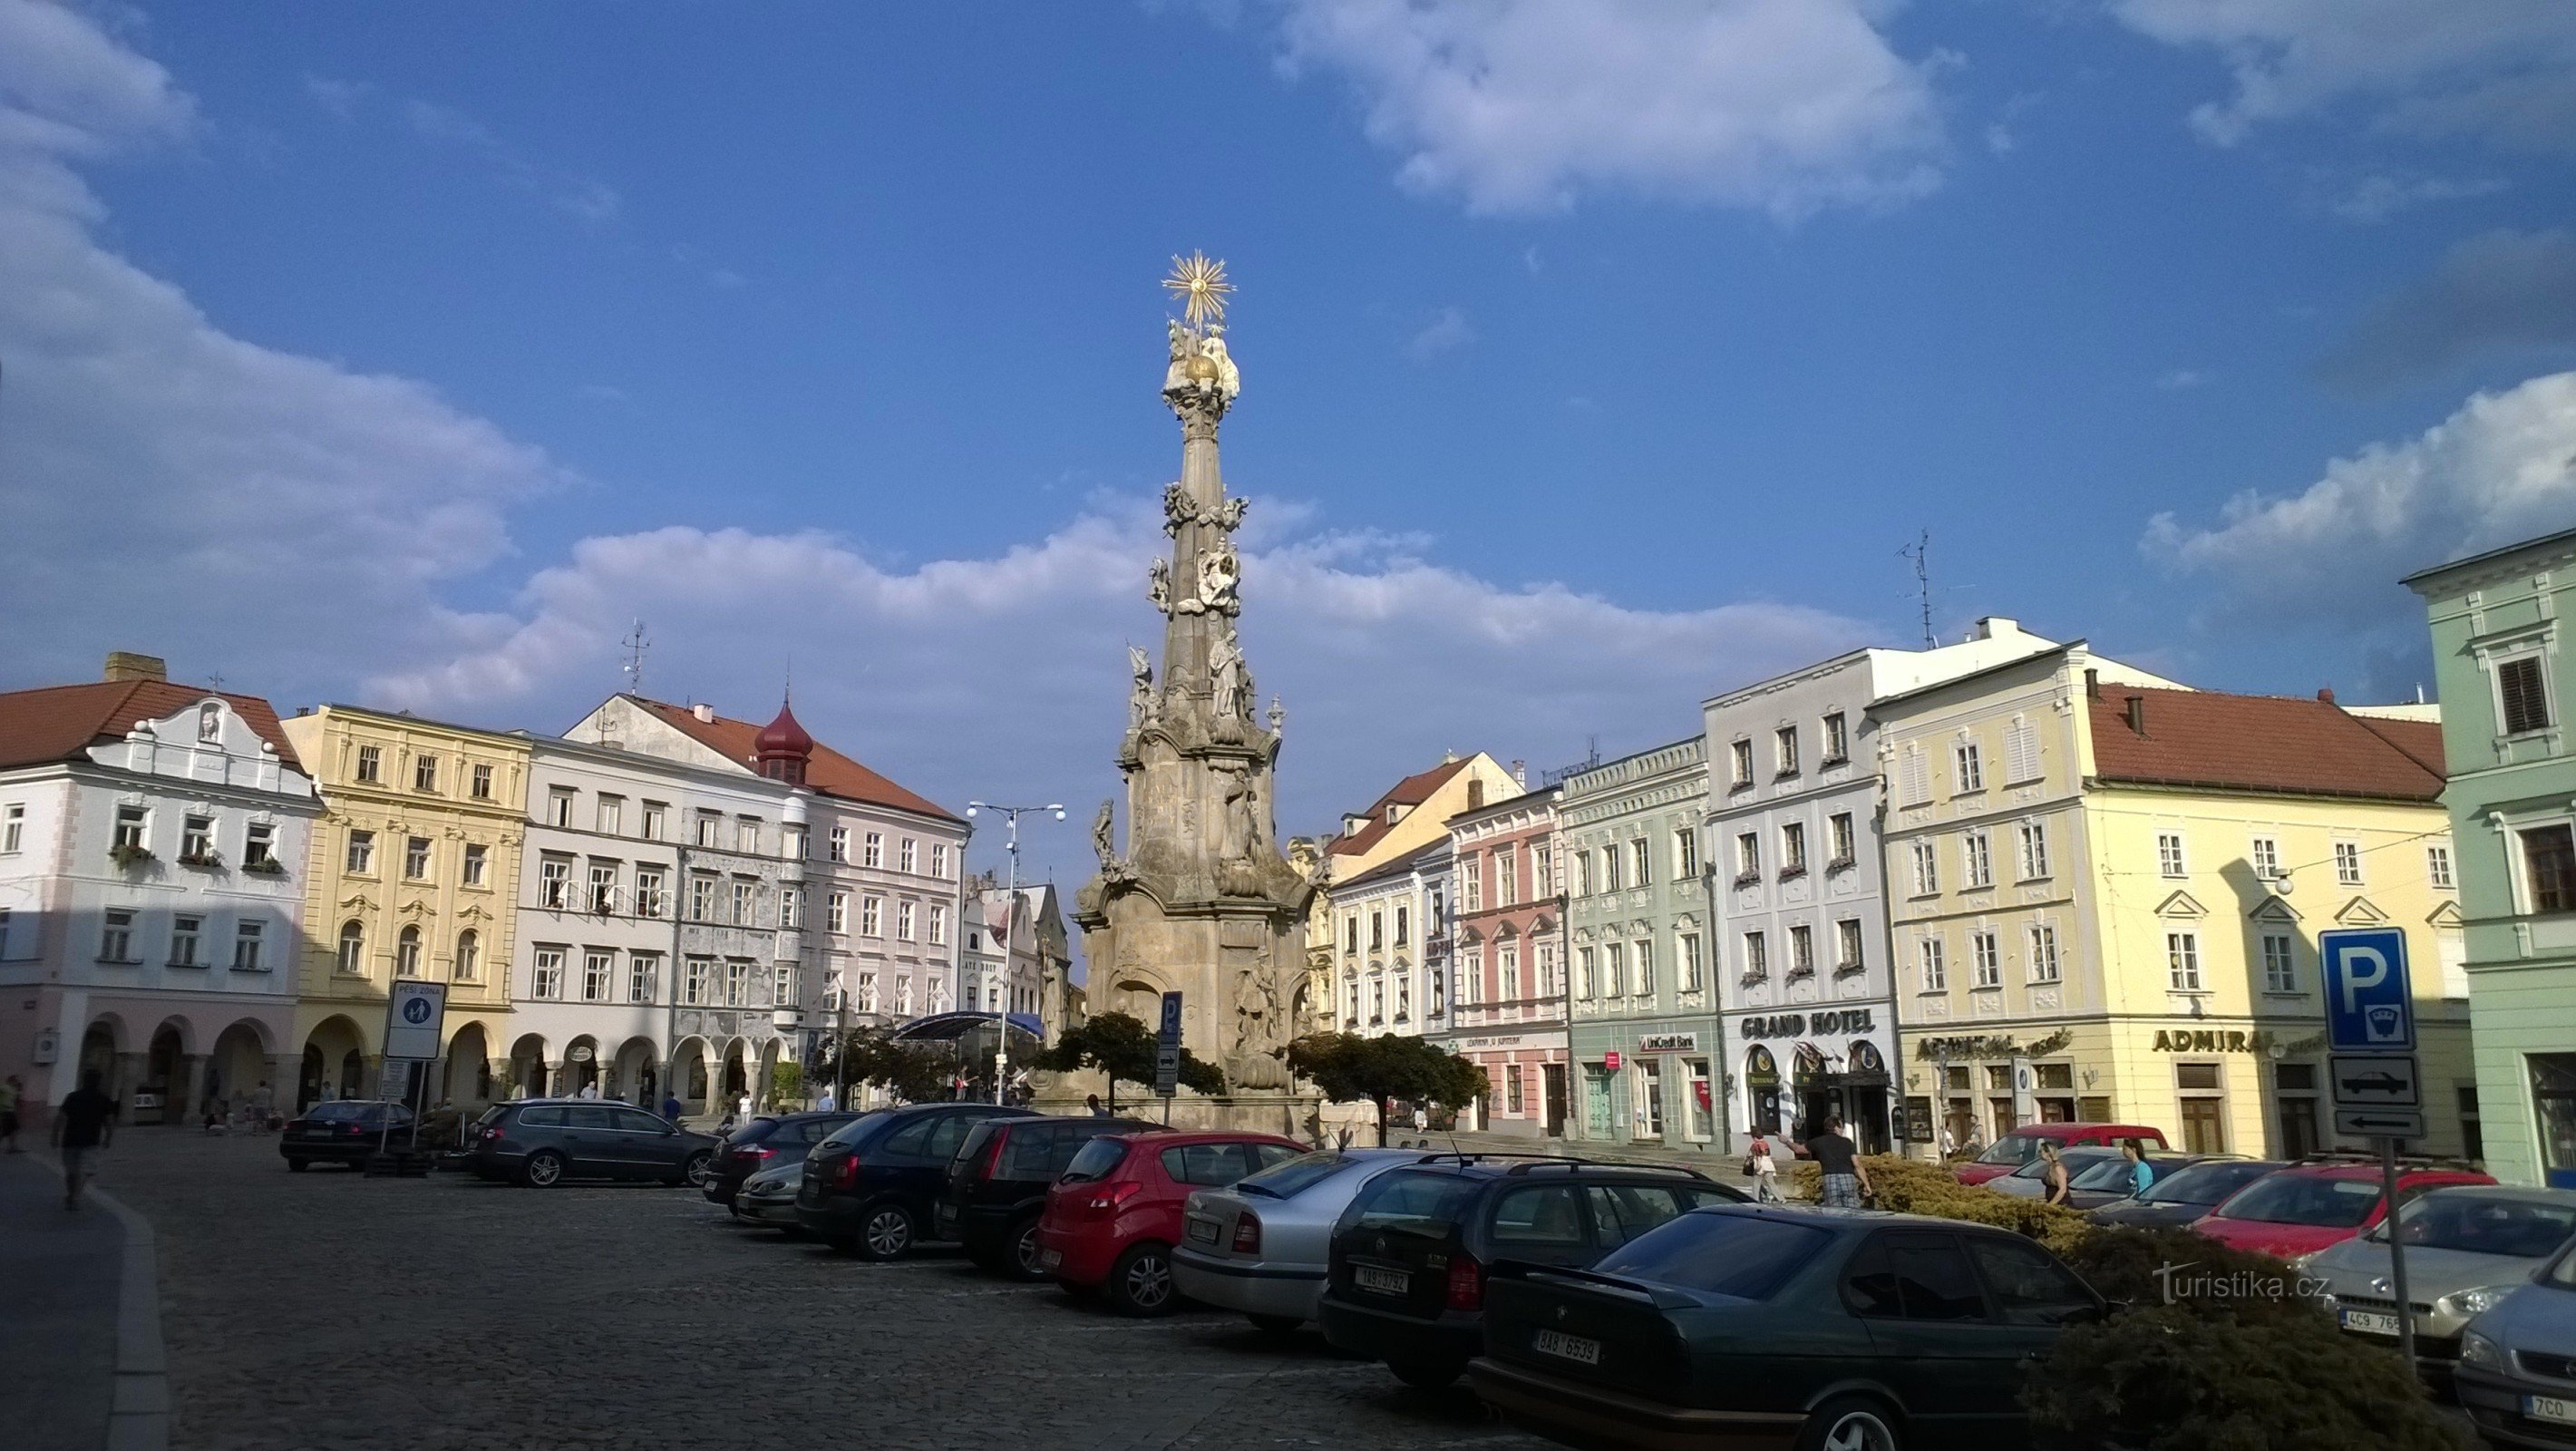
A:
[278,706,530,1109]
[1877,645,2473,1161]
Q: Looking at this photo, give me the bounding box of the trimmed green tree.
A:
[822,1027,947,1104]
[1030,1011,1226,1115]
[1283,1032,1488,1143]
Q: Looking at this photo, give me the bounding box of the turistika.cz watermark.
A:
[2152,1261,2332,1304]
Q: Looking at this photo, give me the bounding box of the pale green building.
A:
[2406,527,2576,1188]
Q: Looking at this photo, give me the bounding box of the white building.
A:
[1331,839,1453,1039]
[0,654,321,1130]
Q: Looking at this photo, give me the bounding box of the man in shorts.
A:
[1802,1117,1872,1209]
[53,1071,118,1209]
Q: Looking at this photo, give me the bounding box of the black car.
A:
[280,1100,416,1170]
[462,1098,720,1188]
[1316,1157,1747,1389]
[703,1111,864,1209]
[1470,1204,2110,1451]
[939,1114,1158,1279]
[798,1102,1038,1259]
[2085,1157,2286,1229]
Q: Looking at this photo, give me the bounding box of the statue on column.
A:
[1208,628,1249,721]
[1127,647,1158,729]
[1198,540,1240,615]
[1146,558,1171,615]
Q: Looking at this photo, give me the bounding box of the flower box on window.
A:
[242,857,287,877]
[178,851,223,870]
[109,843,155,869]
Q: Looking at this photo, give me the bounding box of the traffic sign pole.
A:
[2384,1139,2416,1369]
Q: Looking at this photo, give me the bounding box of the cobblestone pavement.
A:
[103,1132,1545,1451]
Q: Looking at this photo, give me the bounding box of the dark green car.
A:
[1468,1204,2109,1451]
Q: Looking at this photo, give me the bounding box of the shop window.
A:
[2075,1096,2111,1123]
[2532,1057,2576,1190]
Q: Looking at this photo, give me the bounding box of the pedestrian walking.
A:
[1938,1123,1957,1160]
[0,1074,23,1153]
[1747,1134,1781,1203]
[735,1091,752,1123]
[2120,1141,2154,1198]
[578,1082,600,1101]
[1085,1094,1109,1119]
[660,1093,683,1123]
[53,1071,117,1210]
[816,1087,836,1114]
[1800,1117,1871,1209]
[1411,1104,1427,1135]
[2038,1142,2072,1205]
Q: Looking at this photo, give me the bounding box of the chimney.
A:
[2317,687,2337,706]
[1975,617,2018,640]
[692,702,716,723]
[1511,759,1528,788]
[103,651,166,683]
[2124,694,2146,735]
[2084,667,2101,701]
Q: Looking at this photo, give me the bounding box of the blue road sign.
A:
[1159,991,1183,1046]
[2320,928,2415,1053]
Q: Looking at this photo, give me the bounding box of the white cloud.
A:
[2156,367,2209,390]
[2143,371,2576,620]
[2322,171,2508,223]
[1405,305,1474,361]
[1269,0,1948,219]
[2113,0,2576,149]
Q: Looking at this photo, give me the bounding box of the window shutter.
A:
[2004,716,2037,782]
[2501,658,2552,735]
[1900,745,1928,803]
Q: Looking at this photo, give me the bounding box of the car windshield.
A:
[2371,1195,2576,1259]
[1347,1171,1482,1235]
[2070,1156,2145,1192]
[1059,1137,1131,1184]
[1238,1152,1361,1200]
[2142,1161,2274,1206]
[816,1111,892,1149]
[1592,1213,1831,1300]
[2217,1173,2381,1228]
[726,1117,783,1144]
[1976,1134,2051,1167]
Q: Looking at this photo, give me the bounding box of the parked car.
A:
[2191,1160,2494,1259]
[1983,1146,2124,1202]
[1469,1203,2111,1451]
[1951,1123,2170,1186]
[462,1099,720,1187]
[2086,1157,2285,1228]
[2051,1152,2226,1212]
[1316,1157,1748,1389]
[2456,1236,2576,1448]
[702,1110,863,1206]
[280,1100,416,1170]
[1171,1148,1434,1332]
[1035,1130,1307,1314]
[732,1159,804,1232]
[941,1114,1159,1279]
[798,1102,1037,1259]
[2308,1186,2576,1376]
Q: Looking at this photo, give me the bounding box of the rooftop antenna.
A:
[1898,531,1933,648]
[620,618,650,695]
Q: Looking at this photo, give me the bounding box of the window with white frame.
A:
[1823,711,1849,763]
[345,828,374,874]
[1742,931,1768,981]
[2017,820,2049,880]
[1630,838,1651,886]
[2166,931,2203,991]
[829,826,849,862]
[1462,858,1482,913]
[695,812,720,847]
[900,900,919,940]
[2157,833,2187,877]
[471,763,494,800]
[1603,942,1628,996]
[533,948,565,999]
[583,949,613,1002]
[355,745,382,783]
[2250,835,2281,879]
[900,838,918,873]
[1829,813,1855,866]
[1494,848,1517,907]
[783,825,805,861]
[245,822,275,869]
[412,750,440,792]
[683,957,713,1006]
[1962,831,1994,889]
[1577,946,1597,998]
[1500,943,1521,1000]
[1917,937,1946,992]
[928,904,947,945]
[1602,846,1624,891]
[540,856,570,909]
[1836,919,1864,971]
[1395,905,1411,946]
[1782,822,1808,875]
[2523,825,2576,913]
[1459,949,1482,1008]
[635,867,665,918]
[1971,931,2000,988]
[781,885,802,929]
[2004,715,2042,783]
[732,879,755,926]
[1534,842,1554,896]
[857,970,878,1014]
[114,803,148,852]
[181,815,215,862]
[1953,740,1984,794]
[1674,828,1697,878]
[1570,851,1591,897]
[2498,654,2554,735]
[1910,840,1939,895]
[394,926,423,978]
[629,952,659,1004]
[1678,932,1703,990]
[549,788,575,828]
[98,910,135,962]
[2427,844,2454,890]
[1900,744,1930,803]
[689,872,716,921]
[1775,725,1800,776]
[170,914,203,967]
[463,843,488,887]
[2260,933,2296,993]
[453,930,480,980]
[595,795,622,835]
[930,843,948,878]
[863,832,884,867]
[588,861,617,913]
[641,800,666,839]
[2027,924,2060,984]
[404,835,432,880]
[231,920,266,971]
[335,921,365,973]
[1730,738,1754,786]
[1537,941,1560,998]
[1635,938,1656,994]
[1735,832,1761,880]
[2334,841,2363,886]
[734,817,759,853]
[725,959,751,1008]
[1,803,21,853]
[1787,925,1812,978]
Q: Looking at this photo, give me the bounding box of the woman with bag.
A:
[1747,1134,1781,1203]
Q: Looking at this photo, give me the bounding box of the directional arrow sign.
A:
[2335,1107,2427,1140]
[2330,1054,2421,1108]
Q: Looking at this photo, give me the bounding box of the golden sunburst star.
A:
[1163,251,1233,329]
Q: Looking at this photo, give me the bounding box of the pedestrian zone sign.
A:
[384,981,448,1062]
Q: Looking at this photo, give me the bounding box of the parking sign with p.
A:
[2320,928,2414,1053]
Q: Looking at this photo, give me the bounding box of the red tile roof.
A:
[2087,687,2445,802]
[628,696,957,822]
[1333,836,1452,891]
[1327,757,1472,858]
[0,680,303,773]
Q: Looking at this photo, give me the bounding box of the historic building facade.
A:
[1328,839,1452,1041]
[1441,784,1565,1136]
[1709,619,2062,1154]
[1560,737,1720,1150]
[0,656,322,1130]
[1878,646,2473,1162]
[278,704,529,1109]
[2408,527,2576,1186]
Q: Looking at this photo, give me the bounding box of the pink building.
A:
[1440,785,1567,1136]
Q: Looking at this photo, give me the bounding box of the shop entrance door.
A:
[1542,1064,1568,1137]
[1582,1065,1614,1137]
[2180,1096,2227,1154]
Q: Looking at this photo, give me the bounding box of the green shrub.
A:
[765,1062,802,1108]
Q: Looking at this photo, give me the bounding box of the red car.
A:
[2191,1162,2496,1259]
[1035,1130,1307,1315]
[1952,1123,2171,1186]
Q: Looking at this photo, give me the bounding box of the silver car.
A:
[734,1159,805,1232]
[1986,1146,2124,1201]
[2309,1185,2576,1371]
[1171,1148,1430,1331]
[2456,1239,2576,1448]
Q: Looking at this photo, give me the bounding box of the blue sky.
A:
[4,1,2575,885]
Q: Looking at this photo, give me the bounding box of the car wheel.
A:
[1248,1314,1302,1334]
[1799,1395,1902,1451]
[285,1157,309,1173]
[521,1150,567,1188]
[1006,1216,1048,1282]
[1387,1357,1464,1390]
[856,1203,916,1261]
[680,1150,714,1188]
[1107,1242,1178,1317]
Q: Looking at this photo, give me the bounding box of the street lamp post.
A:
[966,800,1064,1105]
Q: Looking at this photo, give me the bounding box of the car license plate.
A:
[1532,1329,1601,1366]
[1037,1248,1062,1272]
[1354,1265,1409,1296]
[2529,1397,2576,1426]
[2340,1310,2402,1338]
[1188,1216,1220,1246]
